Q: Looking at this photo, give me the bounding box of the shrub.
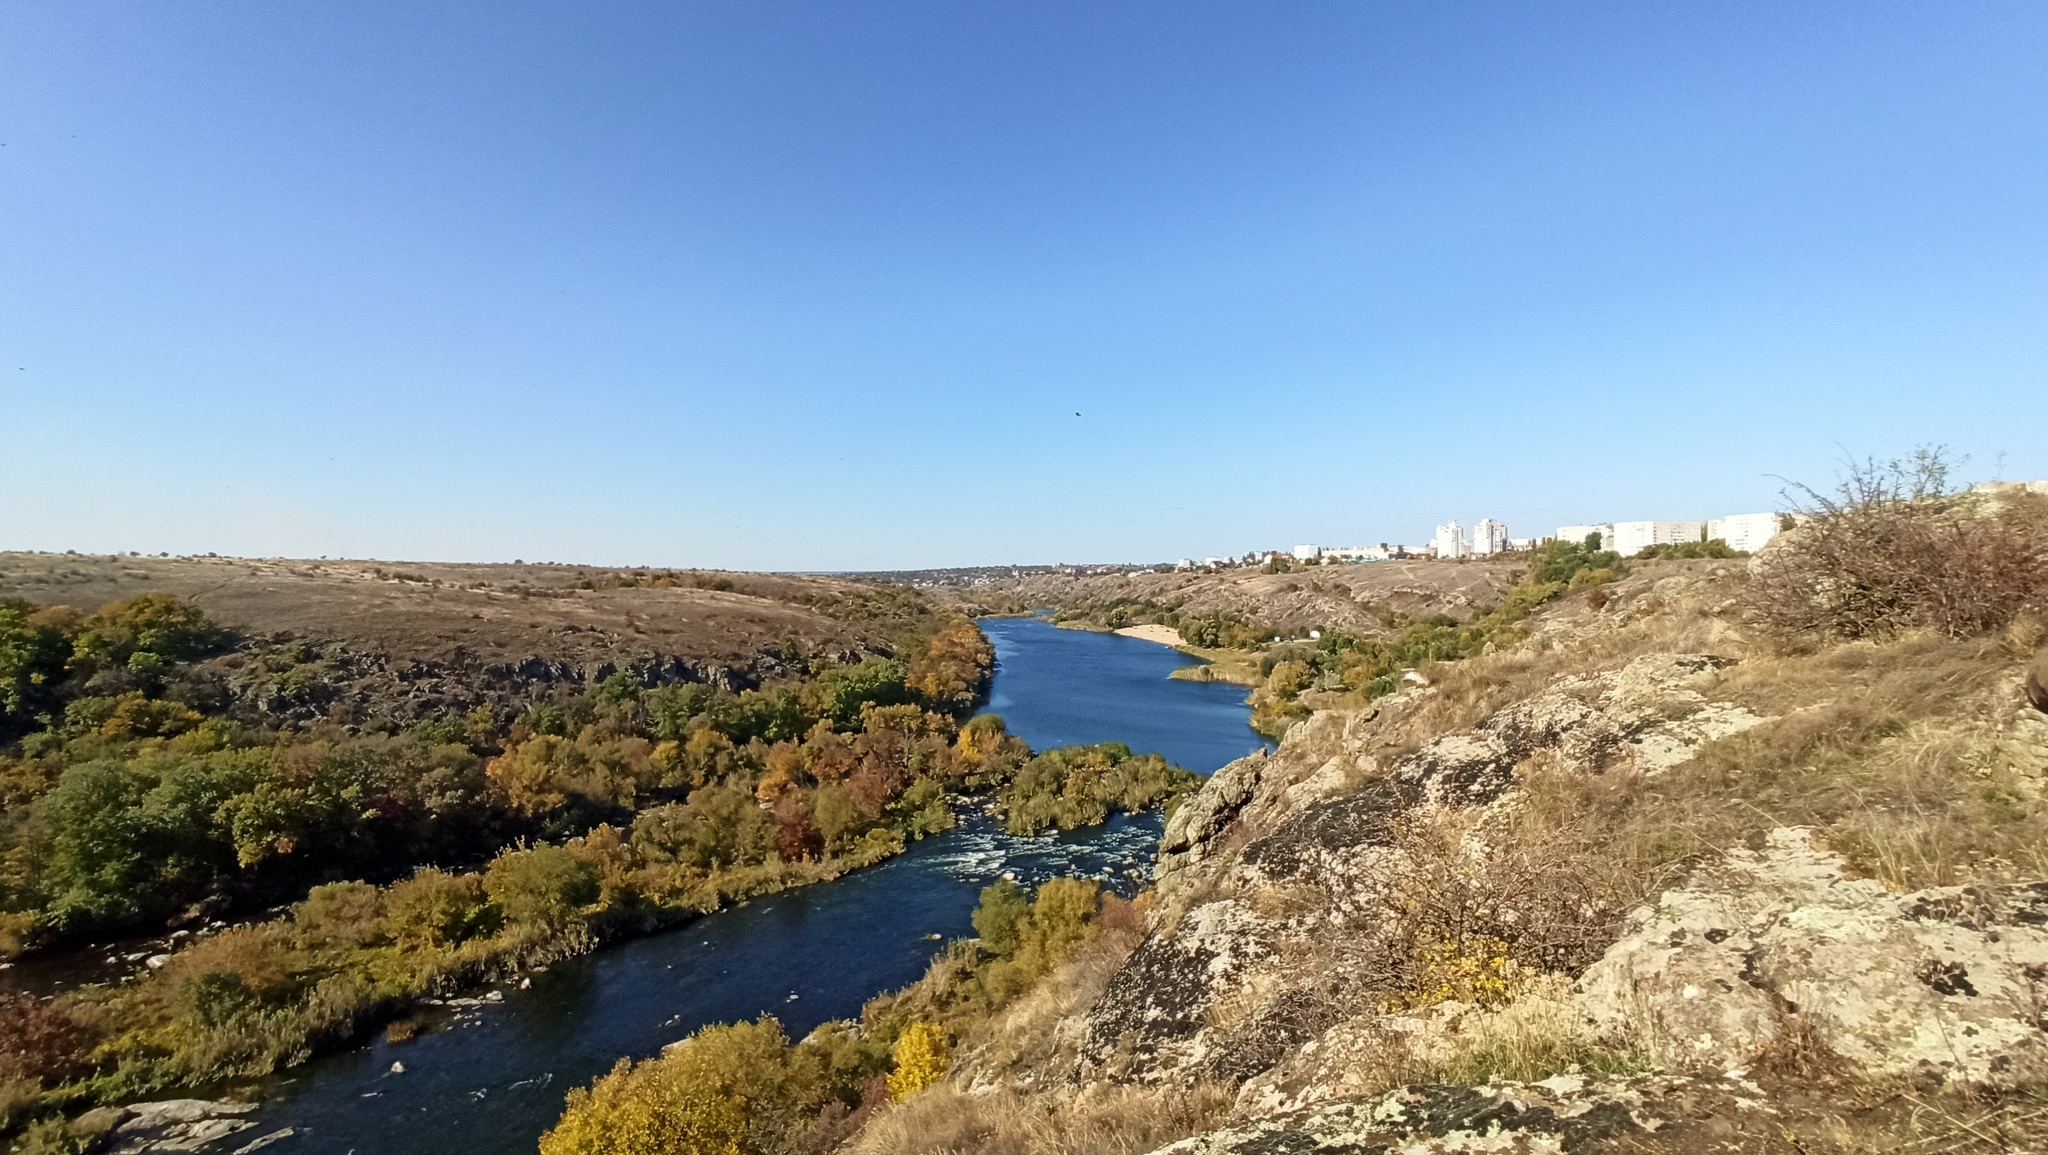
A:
[383,868,497,950]
[971,880,1030,955]
[541,1016,854,1155]
[1635,538,1745,560]
[484,845,599,931]
[0,993,97,1085]
[296,881,386,948]
[999,744,1198,836]
[1749,450,2048,640]
[540,1053,750,1155]
[886,1022,950,1099]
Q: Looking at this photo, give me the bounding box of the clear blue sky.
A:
[3,3,2043,569]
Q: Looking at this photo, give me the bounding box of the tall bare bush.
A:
[1749,449,2048,639]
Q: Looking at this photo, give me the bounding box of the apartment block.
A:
[1706,513,1783,553]
[1608,520,1706,556]
[1433,521,1468,559]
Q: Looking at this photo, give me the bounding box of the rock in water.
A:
[98,1099,258,1154]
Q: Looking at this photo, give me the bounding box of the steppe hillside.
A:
[940,559,1520,636]
[0,552,920,729]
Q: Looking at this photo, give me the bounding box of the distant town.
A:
[1158,477,2048,574]
[847,479,2048,587]
[1174,508,1785,572]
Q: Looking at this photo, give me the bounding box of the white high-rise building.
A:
[1707,513,1783,553]
[1608,520,1707,556]
[1292,544,1322,561]
[1434,521,1469,559]
[1472,518,1509,557]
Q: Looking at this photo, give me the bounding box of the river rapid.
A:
[241,616,1269,1154]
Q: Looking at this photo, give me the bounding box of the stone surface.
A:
[96,1099,259,1154]
[1086,653,1769,1088]
[1147,1078,1664,1155]
[1574,827,2048,1088]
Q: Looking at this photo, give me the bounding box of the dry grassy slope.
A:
[0,552,890,670]
[950,560,1520,634]
[0,553,919,730]
[863,557,2048,1155]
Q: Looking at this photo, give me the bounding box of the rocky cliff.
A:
[927,560,2048,1153]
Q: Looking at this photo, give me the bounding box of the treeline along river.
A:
[246,617,1271,1155]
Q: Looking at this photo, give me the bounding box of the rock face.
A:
[86,1099,258,1154]
[1576,826,2048,1089]
[1085,653,1770,1088]
[1062,626,2048,1155]
[1150,1077,1659,1155]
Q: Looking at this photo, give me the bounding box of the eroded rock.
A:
[1148,1077,1663,1155]
[94,1099,259,1154]
[1575,827,2048,1088]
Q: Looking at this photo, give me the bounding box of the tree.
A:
[485,845,598,932]
[70,594,227,672]
[0,598,72,737]
[971,879,1030,955]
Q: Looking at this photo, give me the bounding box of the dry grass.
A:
[1607,1084,2048,1154]
[956,915,1148,1084]
[838,1082,1235,1155]
[1359,561,1751,759]
[1574,632,2048,891]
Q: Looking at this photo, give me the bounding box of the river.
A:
[240,617,1268,1154]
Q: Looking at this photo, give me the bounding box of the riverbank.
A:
[237,812,1171,1155]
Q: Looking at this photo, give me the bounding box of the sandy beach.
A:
[1113,623,1185,647]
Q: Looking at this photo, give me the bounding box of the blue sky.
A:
[3,3,2043,569]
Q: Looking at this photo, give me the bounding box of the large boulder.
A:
[1575,827,2048,1088]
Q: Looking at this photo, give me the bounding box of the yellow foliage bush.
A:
[887,1021,951,1099]
[1383,935,1535,1012]
[540,1054,748,1155]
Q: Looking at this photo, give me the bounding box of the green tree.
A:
[484,845,599,931]
[0,598,73,736]
[971,879,1030,955]
[383,868,496,950]
[35,761,159,928]
[71,594,227,672]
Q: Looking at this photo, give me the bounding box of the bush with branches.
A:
[1748,449,2048,639]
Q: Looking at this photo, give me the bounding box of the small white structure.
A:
[1706,513,1783,553]
[1434,521,1469,560]
[1324,545,1391,563]
[1608,520,1707,557]
[1292,544,1322,561]
[1472,518,1509,557]
[1509,537,1539,552]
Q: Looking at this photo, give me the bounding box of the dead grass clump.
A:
[1749,451,2048,641]
[1415,982,1646,1087]
[839,1081,1234,1155]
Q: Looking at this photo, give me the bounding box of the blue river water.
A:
[978,616,1271,772]
[241,620,1264,1154]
